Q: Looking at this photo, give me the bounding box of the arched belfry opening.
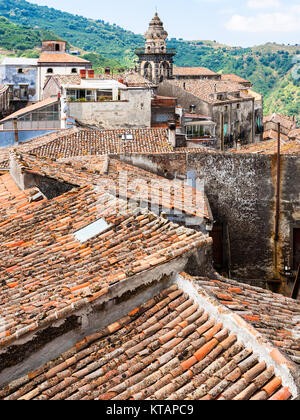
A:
[144,62,153,81]
[135,13,176,85]
[160,61,170,81]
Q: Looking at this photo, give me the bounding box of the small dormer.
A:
[42,40,67,53]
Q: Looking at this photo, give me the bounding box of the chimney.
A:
[168,121,177,148]
[88,69,95,79]
[80,69,87,79]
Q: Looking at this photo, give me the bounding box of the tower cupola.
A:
[135,13,176,84]
[144,13,168,54]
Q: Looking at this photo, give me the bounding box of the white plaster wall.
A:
[68,88,151,129]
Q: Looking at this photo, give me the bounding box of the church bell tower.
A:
[135,13,176,84]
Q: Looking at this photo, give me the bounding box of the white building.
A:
[44,73,152,129]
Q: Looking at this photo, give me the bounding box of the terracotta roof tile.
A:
[0,283,293,400]
[263,113,297,131]
[194,276,300,365]
[11,152,211,220]
[221,74,252,85]
[169,79,252,104]
[0,183,210,348]
[231,138,300,155]
[173,67,218,77]
[38,53,91,64]
[0,128,173,172]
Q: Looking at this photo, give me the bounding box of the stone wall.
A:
[117,152,300,284]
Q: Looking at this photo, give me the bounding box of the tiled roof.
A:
[173,67,218,77]
[289,129,300,140]
[169,79,252,104]
[0,97,59,123]
[221,74,252,85]
[0,128,171,170]
[0,128,80,171]
[0,184,210,349]
[21,128,173,160]
[195,276,300,365]
[11,152,212,220]
[0,174,46,219]
[44,74,81,88]
[231,139,300,155]
[263,129,289,142]
[38,53,91,65]
[263,113,297,131]
[0,281,295,400]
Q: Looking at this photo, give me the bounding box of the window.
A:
[17,69,24,74]
[20,85,29,100]
[224,123,228,136]
[47,68,53,74]
[55,44,60,52]
[71,68,78,74]
[74,219,111,243]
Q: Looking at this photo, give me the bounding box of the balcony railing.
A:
[135,48,177,55]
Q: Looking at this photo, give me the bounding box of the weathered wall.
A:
[0,65,38,101]
[118,152,300,283]
[158,81,256,149]
[68,88,151,129]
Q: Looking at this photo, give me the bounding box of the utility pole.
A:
[13,118,19,145]
[275,123,281,243]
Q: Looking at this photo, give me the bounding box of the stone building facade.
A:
[158,79,263,149]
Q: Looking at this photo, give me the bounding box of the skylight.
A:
[74,219,111,243]
[122,134,134,141]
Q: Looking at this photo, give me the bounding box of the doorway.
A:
[210,224,224,272]
[293,228,300,270]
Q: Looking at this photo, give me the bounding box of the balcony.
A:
[135,48,177,55]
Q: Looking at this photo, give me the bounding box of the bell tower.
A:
[135,13,176,84]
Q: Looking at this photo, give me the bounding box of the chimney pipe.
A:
[168,121,177,148]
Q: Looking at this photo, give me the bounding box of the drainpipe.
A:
[13,118,19,145]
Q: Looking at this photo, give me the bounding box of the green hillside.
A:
[0,15,57,56]
[0,0,299,120]
[0,14,120,70]
[0,0,142,66]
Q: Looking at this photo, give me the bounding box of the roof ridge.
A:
[177,272,299,397]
